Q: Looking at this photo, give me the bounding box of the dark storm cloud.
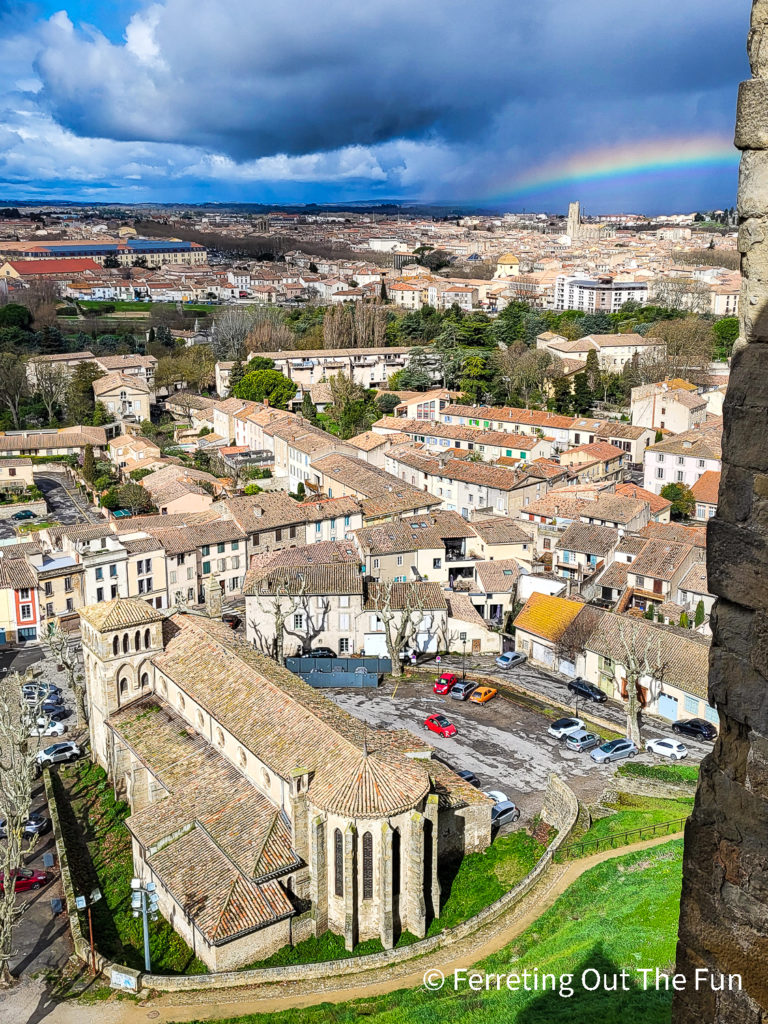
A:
[33,0,748,162]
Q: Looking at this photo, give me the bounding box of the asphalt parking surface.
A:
[0,473,101,541]
[1,643,83,977]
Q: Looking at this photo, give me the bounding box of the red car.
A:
[433,673,458,695]
[0,868,48,894]
[424,713,458,738]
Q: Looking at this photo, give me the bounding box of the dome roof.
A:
[497,252,519,264]
[309,745,430,818]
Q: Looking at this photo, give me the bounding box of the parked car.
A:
[495,651,527,670]
[29,719,68,737]
[565,729,601,752]
[483,789,509,804]
[672,718,717,741]
[590,738,639,764]
[0,814,50,839]
[309,647,337,659]
[469,686,497,704]
[0,869,48,893]
[567,678,607,703]
[423,713,457,738]
[433,673,458,695]
[23,689,63,706]
[11,510,36,521]
[450,680,477,701]
[456,769,482,788]
[646,738,688,760]
[547,717,585,740]
[491,801,521,827]
[399,647,420,662]
[221,613,242,630]
[35,741,82,768]
[42,706,68,722]
[22,683,62,699]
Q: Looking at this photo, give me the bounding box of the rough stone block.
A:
[736,80,768,149]
[708,519,768,609]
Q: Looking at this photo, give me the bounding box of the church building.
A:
[79,598,492,971]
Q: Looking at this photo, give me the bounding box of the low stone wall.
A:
[142,775,580,993]
[609,774,698,802]
[473,673,622,737]
[0,499,47,521]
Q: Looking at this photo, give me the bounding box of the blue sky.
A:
[0,1,751,212]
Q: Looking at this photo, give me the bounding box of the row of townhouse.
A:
[513,593,717,730]
[375,417,553,462]
[642,423,723,495]
[215,347,410,397]
[414,403,656,464]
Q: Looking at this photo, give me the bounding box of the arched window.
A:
[196,710,205,729]
[119,678,128,696]
[134,631,141,651]
[177,694,185,711]
[392,828,401,897]
[334,828,343,898]
[238,746,247,768]
[141,673,149,688]
[144,628,151,649]
[215,728,225,747]
[112,636,119,656]
[159,678,167,697]
[122,634,129,654]
[362,832,373,900]
[261,769,271,790]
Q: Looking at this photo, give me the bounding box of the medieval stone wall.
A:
[674,5,768,1020]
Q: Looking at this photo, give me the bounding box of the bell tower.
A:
[80,598,165,771]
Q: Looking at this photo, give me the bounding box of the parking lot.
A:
[0,472,102,541]
[1,643,83,977]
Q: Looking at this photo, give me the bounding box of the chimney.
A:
[264,398,270,408]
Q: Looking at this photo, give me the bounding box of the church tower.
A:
[566,200,581,240]
[80,598,165,772]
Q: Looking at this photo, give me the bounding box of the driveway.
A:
[34,474,103,526]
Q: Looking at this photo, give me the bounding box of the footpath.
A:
[2,830,683,1024]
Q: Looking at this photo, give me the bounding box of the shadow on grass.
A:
[517,944,673,1024]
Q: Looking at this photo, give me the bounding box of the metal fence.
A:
[552,816,688,862]
[285,656,391,688]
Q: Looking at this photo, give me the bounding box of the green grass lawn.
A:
[616,762,699,785]
[566,794,693,858]
[17,520,57,533]
[196,839,684,1024]
[54,760,208,975]
[242,830,547,970]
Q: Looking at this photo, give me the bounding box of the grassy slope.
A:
[195,839,683,1024]
[573,795,693,854]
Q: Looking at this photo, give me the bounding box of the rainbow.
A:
[488,135,739,201]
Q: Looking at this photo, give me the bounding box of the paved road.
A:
[433,652,714,759]
[0,473,101,541]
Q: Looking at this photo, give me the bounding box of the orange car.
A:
[469,686,497,704]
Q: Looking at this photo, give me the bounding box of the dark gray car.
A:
[450,680,477,701]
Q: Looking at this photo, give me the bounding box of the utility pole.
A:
[131,878,159,973]
[75,888,102,974]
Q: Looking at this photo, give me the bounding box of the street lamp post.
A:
[460,633,467,681]
[75,888,102,974]
[131,878,159,973]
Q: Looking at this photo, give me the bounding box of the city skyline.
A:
[0,0,749,211]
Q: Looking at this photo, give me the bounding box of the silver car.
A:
[590,738,639,763]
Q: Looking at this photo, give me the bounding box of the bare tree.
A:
[0,356,29,429]
[33,362,69,425]
[248,579,308,665]
[606,620,668,746]
[366,581,430,678]
[0,672,43,987]
[650,276,711,314]
[41,623,87,731]
[645,315,715,386]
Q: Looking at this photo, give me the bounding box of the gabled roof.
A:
[690,470,721,506]
[513,592,584,642]
[80,597,163,630]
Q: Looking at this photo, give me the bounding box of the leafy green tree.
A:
[232,368,297,408]
[92,401,108,426]
[584,349,601,393]
[301,392,318,423]
[712,317,739,360]
[522,311,549,345]
[655,429,664,443]
[459,354,493,403]
[243,356,276,374]
[228,359,245,392]
[694,599,705,627]
[660,482,696,520]
[580,312,613,336]
[551,375,572,414]
[376,392,401,415]
[571,372,593,415]
[491,301,530,345]
[118,481,154,514]
[380,281,388,302]
[100,487,121,510]
[394,348,433,390]
[129,468,153,482]
[644,605,655,620]
[0,304,33,330]
[65,361,103,424]
[679,611,690,629]
[82,444,95,483]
